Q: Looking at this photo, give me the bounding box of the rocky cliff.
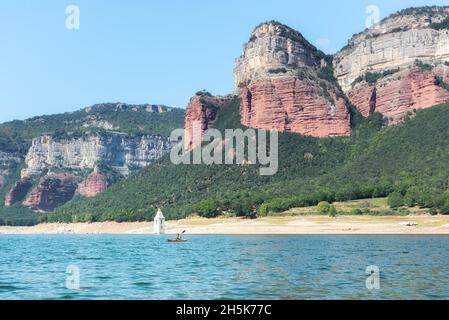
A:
[4,178,33,207]
[78,171,109,197]
[0,102,184,216]
[21,134,172,178]
[235,21,351,137]
[348,64,449,122]
[23,173,78,212]
[184,93,233,151]
[3,133,173,211]
[335,6,449,121]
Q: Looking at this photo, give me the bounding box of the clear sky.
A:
[1,0,448,123]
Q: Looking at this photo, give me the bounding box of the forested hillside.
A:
[0,103,184,225]
[45,98,449,223]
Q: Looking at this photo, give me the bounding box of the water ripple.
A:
[0,235,448,299]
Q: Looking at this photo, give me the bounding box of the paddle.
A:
[175,230,186,239]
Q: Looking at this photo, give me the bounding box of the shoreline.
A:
[1,215,449,235]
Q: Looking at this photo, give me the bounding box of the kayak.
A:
[167,239,188,243]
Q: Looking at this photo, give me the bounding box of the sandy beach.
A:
[1,215,449,235]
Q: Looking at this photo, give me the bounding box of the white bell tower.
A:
[154,208,166,234]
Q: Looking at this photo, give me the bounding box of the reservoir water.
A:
[0,235,448,299]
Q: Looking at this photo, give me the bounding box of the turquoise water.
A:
[0,235,448,300]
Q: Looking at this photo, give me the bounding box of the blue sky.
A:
[1,0,448,123]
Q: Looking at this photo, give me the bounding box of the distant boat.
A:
[167,230,187,242]
[167,238,188,243]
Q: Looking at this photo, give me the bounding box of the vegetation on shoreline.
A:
[40,98,449,224]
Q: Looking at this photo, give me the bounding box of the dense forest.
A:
[43,97,449,223]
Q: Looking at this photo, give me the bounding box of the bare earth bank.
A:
[1,215,449,235]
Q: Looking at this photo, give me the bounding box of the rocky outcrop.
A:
[0,100,183,214]
[4,178,33,207]
[239,77,351,137]
[235,21,351,137]
[335,7,449,121]
[347,82,377,118]
[23,174,78,212]
[83,103,173,114]
[335,7,449,91]
[21,134,172,177]
[78,172,108,197]
[145,104,172,113]
[349,66,449,122]
[184,94,233,151]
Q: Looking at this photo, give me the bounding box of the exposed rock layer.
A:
[234,22,322,87]
[239,77,351,137]
[4,178,33,207]
[335,7,449,121]
[22,134,172,178]
[184,95,233,151]
[23,174,78,212]
[78,172,109,197]
[334,7,449,92]
[348,66,449,122]
[235,22,351,137]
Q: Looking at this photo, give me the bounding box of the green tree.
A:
[317,201,331,214]
[83,212,94,223]
[403,187,419,207]
[196,199,220,218]
[388,192,404,209]
[328,205,337,217]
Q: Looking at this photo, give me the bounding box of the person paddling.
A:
[177,230,186,240]
[167,230,187,242]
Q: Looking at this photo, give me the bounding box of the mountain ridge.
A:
[0,102,185,224]
[3,5,449,225]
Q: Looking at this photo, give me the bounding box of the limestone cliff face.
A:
[335,7,449,91]
[21,134,172,178]
[184,94,233,151]
[0,101,182,214]
[335,7,449,121]
[235,22,351,137]
[4,133,173,211]
[23,173,78,212]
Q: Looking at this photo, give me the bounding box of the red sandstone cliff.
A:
[4,178,33,207]
[239,77,351,137]
[234,22,351,137]
[23,173,78,212]
[78,172,109,197]
[335,7,449,122]
[184,94,233,151]
[348,66,449,123]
